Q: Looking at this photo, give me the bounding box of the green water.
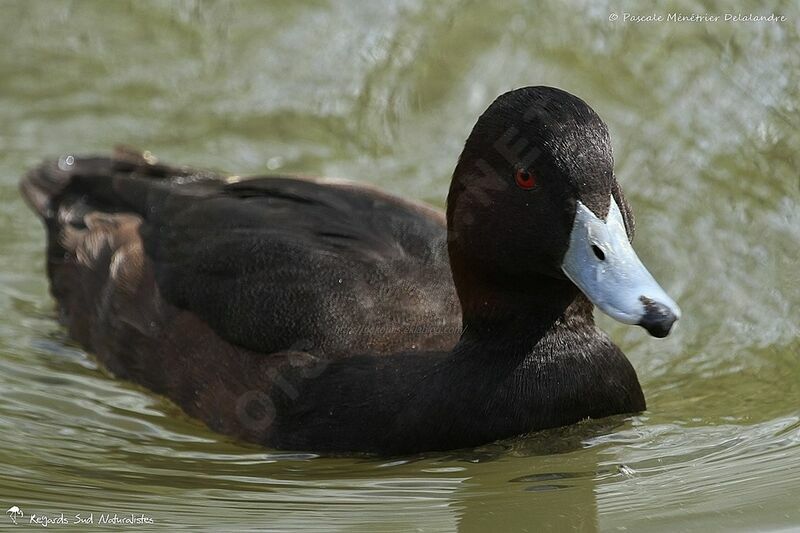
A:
[1,1,799,531]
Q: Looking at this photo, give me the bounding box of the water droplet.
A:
[142,150,158,164]
[57,154,75,170]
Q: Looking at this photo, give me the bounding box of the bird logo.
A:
[6,506,23,525]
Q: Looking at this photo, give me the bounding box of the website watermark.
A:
[608,12,787,23]
[6,505,154,528]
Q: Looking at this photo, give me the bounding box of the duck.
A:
[20,86,680,455]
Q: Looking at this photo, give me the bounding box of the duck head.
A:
[447,86,680,337]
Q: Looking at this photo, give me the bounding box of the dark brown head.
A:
[447,86,679,337]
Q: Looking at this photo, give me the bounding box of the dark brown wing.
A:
[21,151,461,360]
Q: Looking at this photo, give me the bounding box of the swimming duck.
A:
[21,86,680,455]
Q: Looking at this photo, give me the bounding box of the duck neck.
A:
[455,270,596,346]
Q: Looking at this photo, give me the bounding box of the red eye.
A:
[514,168,536,190]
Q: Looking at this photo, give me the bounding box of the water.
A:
[1,1,799,530]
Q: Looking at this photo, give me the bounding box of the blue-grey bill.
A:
[561,198,681,337]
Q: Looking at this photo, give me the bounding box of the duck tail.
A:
[19,146,183,222]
